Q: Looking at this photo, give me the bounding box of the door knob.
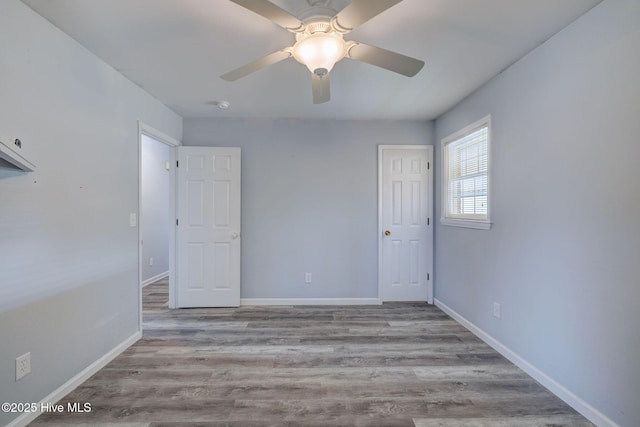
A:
[384,230,391,236]
[232,232,240,239]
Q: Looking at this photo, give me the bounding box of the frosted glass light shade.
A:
[292,33,346,73]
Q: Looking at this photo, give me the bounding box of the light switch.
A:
[129,213,137,227]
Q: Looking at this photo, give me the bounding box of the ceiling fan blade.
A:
[347,42,424,77]
[332,0,402,33]
[229,0,304,32]
[221,49,291,81]
[311,72,331,104]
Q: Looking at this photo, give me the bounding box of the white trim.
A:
[141,271,169,288]
[378,146,384,302]
[139,123,181,148]
[241,298,381,306]
[6,331,141,427]
[441,114,491,146]
[434,299,619,427]
[378,145,434,304]
[440,217,492,230]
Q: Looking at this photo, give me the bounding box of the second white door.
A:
[176,146,241,307]
[379,145,433,303]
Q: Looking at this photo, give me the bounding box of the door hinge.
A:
[427,218,430,226]
[176,218,179,226]
[176,160,179,168]
[427,273,430,281]
[427,162,430,170]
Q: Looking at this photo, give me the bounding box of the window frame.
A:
[440,115,492,230]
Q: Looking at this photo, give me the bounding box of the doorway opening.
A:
[138,122,180,331]
[141,134,171,289]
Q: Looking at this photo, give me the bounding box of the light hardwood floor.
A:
[31,279,594,426]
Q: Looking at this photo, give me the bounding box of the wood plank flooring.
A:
[31,279,594,426]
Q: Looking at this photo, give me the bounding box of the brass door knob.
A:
[384,230,391,236]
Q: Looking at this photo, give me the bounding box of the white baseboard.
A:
[7,331,142,427]
[241,298,381,306]
[434,298,618,427]
[141,271,169,287]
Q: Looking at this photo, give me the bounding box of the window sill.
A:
[440,218,492,230]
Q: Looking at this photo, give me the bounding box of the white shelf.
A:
[0,137,35,171]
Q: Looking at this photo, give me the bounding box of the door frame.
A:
[378,144,434,304]
[138,122,181,329]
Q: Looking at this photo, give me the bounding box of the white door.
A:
[176,147,241,307]
[379,145,433,303]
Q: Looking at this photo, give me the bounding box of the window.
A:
[441,115,491,229]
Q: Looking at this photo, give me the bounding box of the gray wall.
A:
[141,134,170,283]
[184,119,433,299]
[433,1,640,426]
[0,1,182,425]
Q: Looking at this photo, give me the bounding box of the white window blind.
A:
[442,116,491,228]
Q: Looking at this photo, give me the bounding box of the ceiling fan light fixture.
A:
[292,32,346,74]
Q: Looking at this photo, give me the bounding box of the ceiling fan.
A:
[221,0,425,104]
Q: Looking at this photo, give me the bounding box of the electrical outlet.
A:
[493,302,501,319]
[304,273,312,284]
[16,352,31,381]
[149,257,154,267]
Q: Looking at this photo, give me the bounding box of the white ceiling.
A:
[22,0,601,120]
